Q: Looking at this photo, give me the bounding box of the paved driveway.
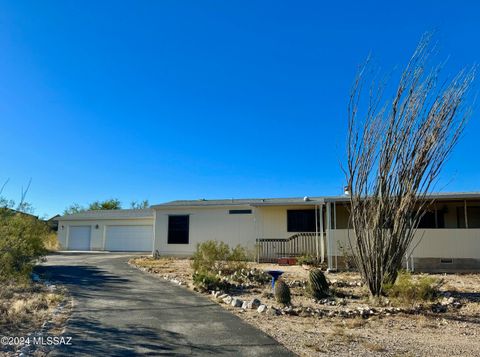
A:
[36,253,294,356]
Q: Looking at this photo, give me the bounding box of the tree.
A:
[88,199,122,210]
[63,199,122,215]
[345,33,475,297]
[130,200,149,209]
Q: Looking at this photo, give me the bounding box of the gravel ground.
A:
[131,257,480,356]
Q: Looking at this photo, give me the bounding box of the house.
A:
[56,192,480,272]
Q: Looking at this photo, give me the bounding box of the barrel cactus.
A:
[308,268,329,299]
[274,279,291,306]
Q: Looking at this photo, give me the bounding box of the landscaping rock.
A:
[267,307,280,316]
[223,296,233,304]
[257,304,267,313]
[231,298,243,308]
[246,298,261,309]
[241,301,249,309]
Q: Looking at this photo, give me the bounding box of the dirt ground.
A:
[0,282,71,356]
[130,257,480,357]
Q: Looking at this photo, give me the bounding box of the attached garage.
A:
[56,209,154,252]
[105,225,153,252]
[68,226,91,251]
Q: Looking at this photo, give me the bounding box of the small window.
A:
[440,258,453,264]
[287,209,317,232]
[168,215,189,244]
[229,209,252,215]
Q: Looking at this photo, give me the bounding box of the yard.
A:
[0,280,70,356]
[131,256,480,356]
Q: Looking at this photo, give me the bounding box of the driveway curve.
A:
[37,253,294,356]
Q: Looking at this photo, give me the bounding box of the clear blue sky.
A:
[0,1,479,217]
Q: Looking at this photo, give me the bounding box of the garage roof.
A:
[56,209,154,221]
[152,197,325,208]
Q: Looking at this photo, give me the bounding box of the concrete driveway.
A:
[36,253,294,356]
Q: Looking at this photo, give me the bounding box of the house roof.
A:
[153,191,480,209]
[56,209,154,221]
[152,197,325,208]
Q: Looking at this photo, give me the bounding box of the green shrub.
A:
[191,240,248,275]
[307,268,329,299]
[0,209,49,282]
[274,279,291,306]
[384,271,440,303]
[296,254,318,266]
[192,271,227,292]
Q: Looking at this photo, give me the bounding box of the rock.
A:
[431,303,447,313]
[231,298,243,308]
[218,293,228,300]
[267,307,279,316]
[441,297,455,306]
[246,298,261,309]
[257,304,267,313]
[223,296,233,304]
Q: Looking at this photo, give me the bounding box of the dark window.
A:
[287,209,317,232]
[168,215,189,244]
[457,206,480,228]
[229,209,252,215]
[418,210,445,228]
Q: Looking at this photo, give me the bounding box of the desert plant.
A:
[192,271,227,292]
[0,209,49,282]
[191,240,248,275]
[344,33,475,296]
[307,268,329,299]
[383,271,441,303]
[296,254,318,266]
[274,279,291,306]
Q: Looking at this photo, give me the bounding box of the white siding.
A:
[154,206,256,255]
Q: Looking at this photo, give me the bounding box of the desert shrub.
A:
[192,271,228,292]
[296,254,317,266]
[0,209,49,282]
[43,231,59,251]
[307,268,329,299]
[274,279,291,306]
[384,271,440,303]
[191,240,248,275]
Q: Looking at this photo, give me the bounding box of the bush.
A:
[192,271,228,292]
[191,240,249,276]
[384,271,440,303]
[296,254,317,266]
[0,209,49,282]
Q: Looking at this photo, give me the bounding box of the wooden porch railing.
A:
[256,232,323,263]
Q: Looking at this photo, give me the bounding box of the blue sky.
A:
[0,1,479,217]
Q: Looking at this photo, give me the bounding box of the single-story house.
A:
[56,192,480,272]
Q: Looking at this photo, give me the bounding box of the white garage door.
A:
[69,226,91,251]
[105,225,153,252]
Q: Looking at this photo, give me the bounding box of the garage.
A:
[68,226,91,250]
[57,209,155,251]
[105,225,153,251]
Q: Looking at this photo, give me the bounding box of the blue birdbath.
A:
[266,270,284,290]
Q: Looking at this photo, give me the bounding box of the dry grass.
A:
[0,282,66,335]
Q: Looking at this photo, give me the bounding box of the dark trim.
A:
[229,209,252,215]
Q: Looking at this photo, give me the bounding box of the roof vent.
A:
[344,185,351,196]
[303,196,310,201]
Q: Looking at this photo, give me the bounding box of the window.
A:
[287,209,317,232]
[457,206,480,228]
[229,209,252,215]
[418,210,445,228]
[168,215,189,244]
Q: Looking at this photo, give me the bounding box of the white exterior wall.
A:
[255,205,322,239]
[332,228,480,259]
[57,218,154,251]
[154,206,257,255]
